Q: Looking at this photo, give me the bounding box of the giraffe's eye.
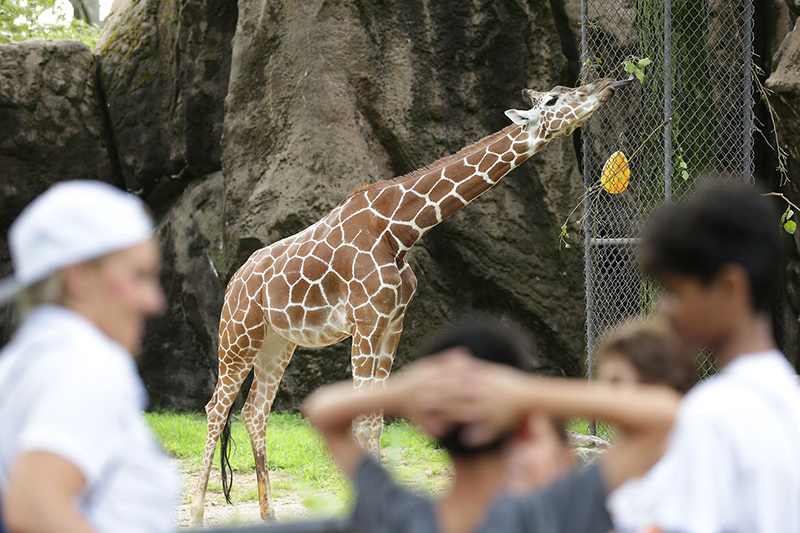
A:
[545,96,559,106]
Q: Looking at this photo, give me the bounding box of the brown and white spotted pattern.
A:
[190,78,621,524]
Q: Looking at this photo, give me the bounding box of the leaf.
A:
[784,220,796,235]
[681,170,689,180]
[638,58,653,67]
[564,243,571,249]
[781,207,793,224]
[635,70,645,83]
[624,62,636,73]
[679,160,688,169]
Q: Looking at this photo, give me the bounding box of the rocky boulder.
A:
[569,430,610,465]
[95,0,237,202]
[222,0,588,410]
[0,39,118,341]
[765,23,800,366]
[138,173,226,409]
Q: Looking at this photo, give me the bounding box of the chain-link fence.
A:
[579,0,754,438]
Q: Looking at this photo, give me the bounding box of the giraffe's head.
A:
[505,78,629,141]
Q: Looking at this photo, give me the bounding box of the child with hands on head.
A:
[304,318,680,533]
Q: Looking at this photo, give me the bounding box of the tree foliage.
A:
[0,0,99,47]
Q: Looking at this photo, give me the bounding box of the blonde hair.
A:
[16,271,65,318]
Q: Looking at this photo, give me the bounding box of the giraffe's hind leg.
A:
[189,316,266,525]
[241,328,297,522]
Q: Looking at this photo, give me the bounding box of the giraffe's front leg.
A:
[350,315,406,455]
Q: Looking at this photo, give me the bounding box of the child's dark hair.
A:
[641,180,782,314]
[420,316,529,457]
[597,319,695,395]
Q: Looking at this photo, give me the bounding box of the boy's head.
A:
[641,181,782,350]
[420,316,528,458]
[596,318,695,395]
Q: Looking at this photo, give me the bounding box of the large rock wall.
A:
[0,40,119,240]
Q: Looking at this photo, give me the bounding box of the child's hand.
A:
[455,361,530,447]
[387,349,475,437]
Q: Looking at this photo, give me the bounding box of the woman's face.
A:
[507,414,575,492]
[66,238,166,353]
[596,352,641,388]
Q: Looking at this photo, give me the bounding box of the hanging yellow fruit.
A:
[601,151,630,194]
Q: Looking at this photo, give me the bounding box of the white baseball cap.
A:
[0,180,154,303]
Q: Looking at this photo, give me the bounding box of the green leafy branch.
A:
[764,193,799,235]
[583,57,603,67]
[752,63,790,187]
[0,0,99,47]
[623,57,652,83]
[781,207,796,235]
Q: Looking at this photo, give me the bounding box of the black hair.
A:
[641,180,782,314]
[419,316,528,457]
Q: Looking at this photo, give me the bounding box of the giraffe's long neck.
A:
[386,124,546,252]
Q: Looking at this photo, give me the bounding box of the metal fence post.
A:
[743,0,754,182]
[580,0,597,437]
[664,0,673,202]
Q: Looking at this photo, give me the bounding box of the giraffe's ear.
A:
[505,108,540,126]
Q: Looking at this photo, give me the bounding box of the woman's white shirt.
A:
[0,305,177,533]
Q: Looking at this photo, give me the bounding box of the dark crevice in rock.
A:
[548,0,581,83]
[93,57,126,191]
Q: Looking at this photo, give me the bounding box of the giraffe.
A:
[189,76,630,524]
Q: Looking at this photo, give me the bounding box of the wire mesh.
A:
[580,0,754,439]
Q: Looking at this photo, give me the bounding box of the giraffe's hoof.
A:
[189,498,205,526]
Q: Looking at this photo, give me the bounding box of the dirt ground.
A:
[175,468,315,528]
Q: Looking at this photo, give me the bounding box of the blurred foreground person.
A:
[0,181,176,533]
[593,319,694,531]
[304,319,680,533]
[636,181,800,532]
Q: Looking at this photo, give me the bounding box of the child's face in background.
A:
[596,353,640,387]
[507,414,575,493]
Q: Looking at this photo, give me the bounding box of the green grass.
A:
[568,418,592,435]
[147,410,593,515]
[146,411,349,493]
[145,411,452,499]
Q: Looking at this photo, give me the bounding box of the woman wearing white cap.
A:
[0,181,177,532]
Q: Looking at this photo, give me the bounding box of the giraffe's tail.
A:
[220,408,235,504]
